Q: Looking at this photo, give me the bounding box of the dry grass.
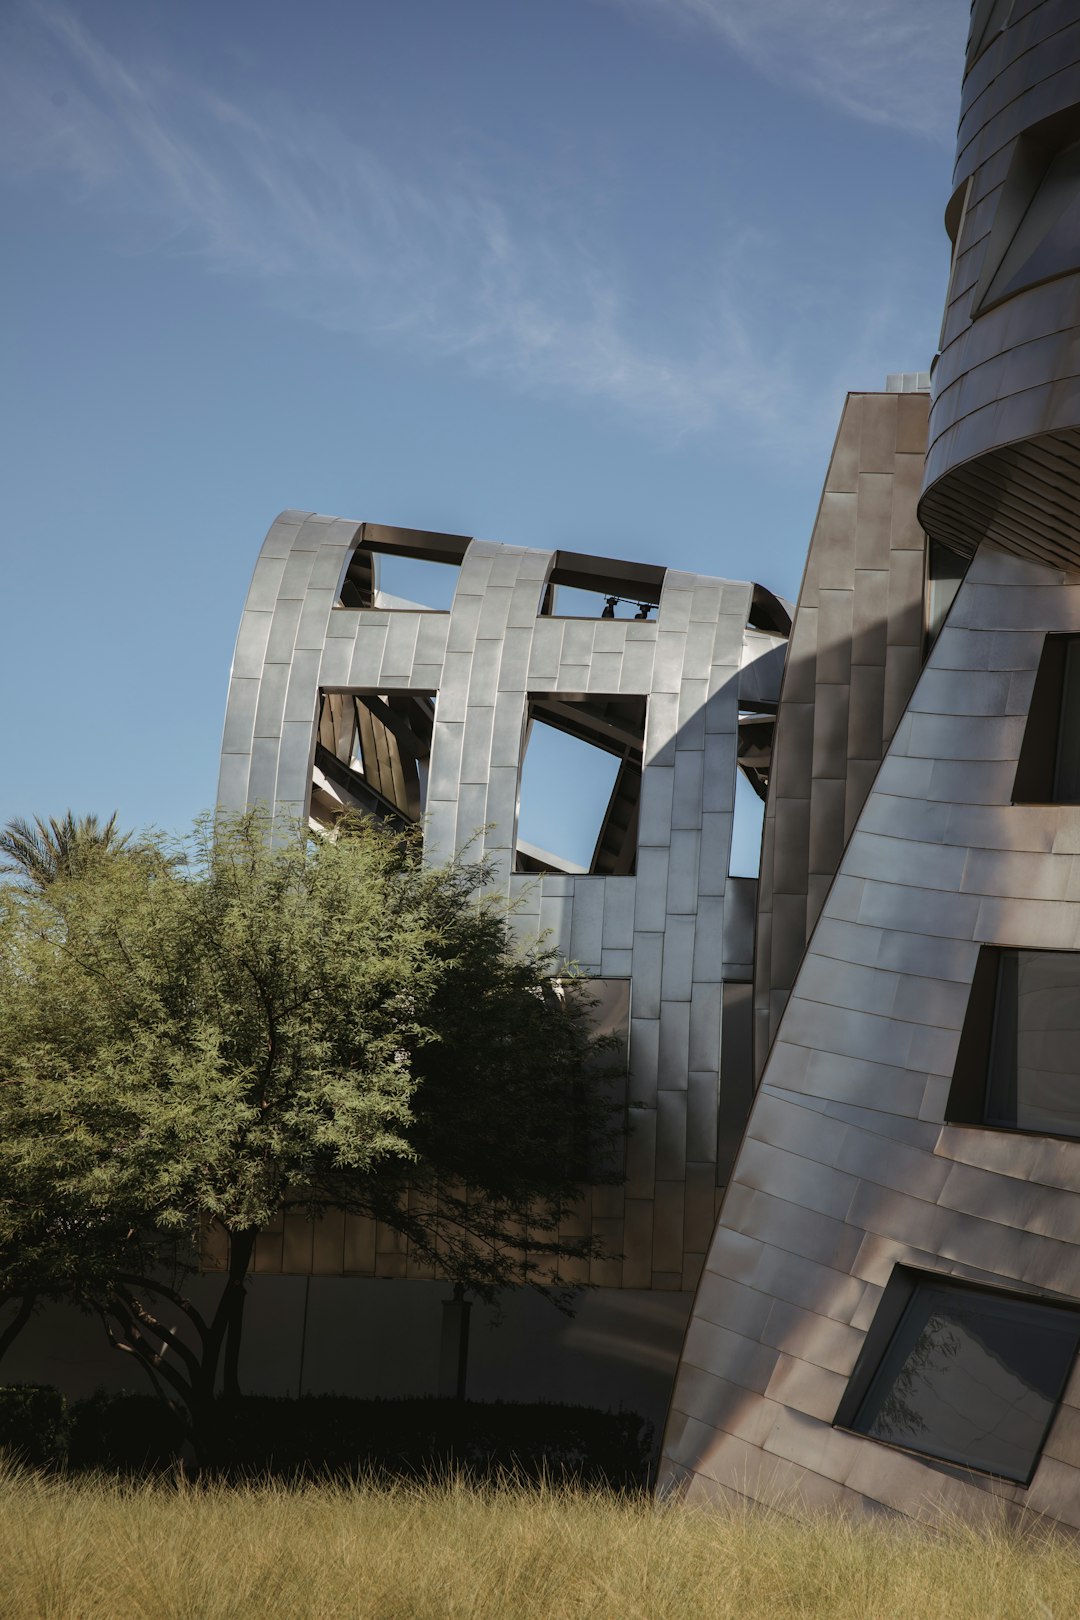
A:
[0,1466,1078,1619]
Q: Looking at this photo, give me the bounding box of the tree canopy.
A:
[0,811,133,891]
[0,811,624,1438]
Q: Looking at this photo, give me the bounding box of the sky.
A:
[0,0,969,853]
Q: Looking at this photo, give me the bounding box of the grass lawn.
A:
[1,1467,1078,1618]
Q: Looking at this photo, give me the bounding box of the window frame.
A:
[833,1265,1080,1487]
[514,692,647,877]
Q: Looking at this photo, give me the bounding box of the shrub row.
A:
[0,1389,653,1488]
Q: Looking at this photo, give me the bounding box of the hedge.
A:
[0,1390,653,1488]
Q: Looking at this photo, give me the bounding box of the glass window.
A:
[847,1275,1080,1482]
[985,951,1080,1137]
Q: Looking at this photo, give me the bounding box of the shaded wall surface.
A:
[754,389,930,1076]
[0,1282,691,1436]
[217,515,785,1302]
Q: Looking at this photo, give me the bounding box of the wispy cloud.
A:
[605,0,968,142]
[0,1,940,448]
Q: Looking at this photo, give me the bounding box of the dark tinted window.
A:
[1055,639,1080,801]
[926,540,968,649]
[1014,635,1080,803]
[848,1277,1080,1481]
[985,951,1080,1137]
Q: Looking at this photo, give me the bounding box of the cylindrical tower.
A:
[920,1,1080,569]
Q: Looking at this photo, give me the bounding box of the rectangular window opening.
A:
[311,689,435,832]
[925,539,969,650]
[729,763,766,879]
[515,695,645,876]
[834,1267,1080,1485]
[1014,634,1080,804]
[337,528,469,614]
[948,945,1080,1140]
[539,550,664,621]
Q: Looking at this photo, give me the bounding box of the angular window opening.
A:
[729,766,766,879]
[337,527,469,613]
[925,539,969,649]
[1013,634,1080,803]
[948,946,1080,1139]
[544,583,656,621]
[737,706,775,804]
[539,550,664,620]
[747,583,791,638]
[515,695,645,876]
[834,1267,1080,1484]
[311,689,434,831]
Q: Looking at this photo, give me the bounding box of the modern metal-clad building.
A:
[210,515,788,1417]
[753,381,934,1078]
[661,0,1080,1529]
[18,1,1080,1508]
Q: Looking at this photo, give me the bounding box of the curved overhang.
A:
[920,424,1080,572]
[919,1,1080,571]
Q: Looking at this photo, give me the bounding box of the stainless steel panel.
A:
[660,917,695,1004]
[601,877,636,951]
[666,830,701,916]
[658,1001,691,1092]
[568,878,604,969]
[692,895,725,982]
[637,767,675,848]
[721,878,755,968]
[633,846,669,933]
[631,933,664,1020]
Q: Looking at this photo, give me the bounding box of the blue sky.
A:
[0,0,968,851]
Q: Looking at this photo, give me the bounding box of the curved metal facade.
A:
[920,0,1080,571]
[218,513,785,1292]
[754,387,931,1077]
[662,0,1080,1528]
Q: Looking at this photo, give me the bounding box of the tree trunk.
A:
[0,1293,36,1363]
[220,1227,257,1405]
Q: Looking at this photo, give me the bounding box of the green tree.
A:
[0,810,151,1361]
[0,811,622,1448]
[0,811,132,891]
